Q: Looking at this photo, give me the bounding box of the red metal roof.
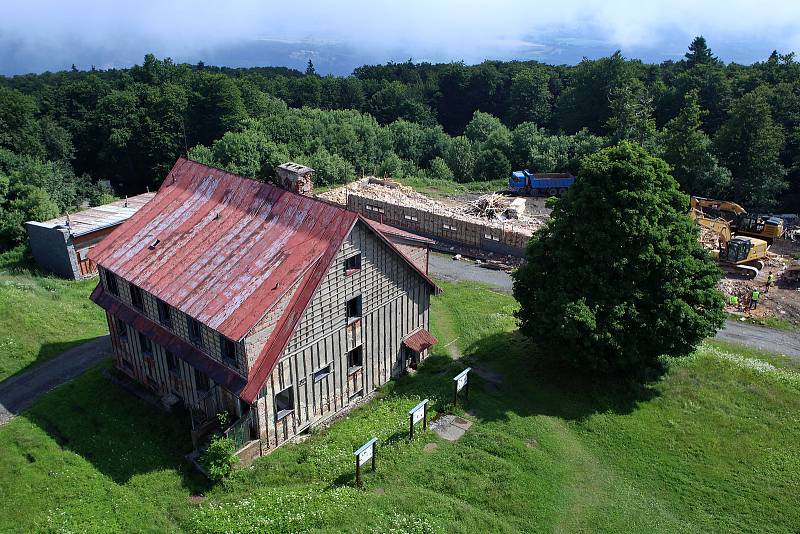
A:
[90,158,358,343]
[91,158,439,404]
[362,219,435,244]
[403,328,437,353]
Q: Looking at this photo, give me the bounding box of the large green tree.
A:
[661,91,731,197]
[513,142,724,380]
[714,89,787,209]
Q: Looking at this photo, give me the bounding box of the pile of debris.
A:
[699,227,720,250]
[319,177,545,234]
[718,278,753,306]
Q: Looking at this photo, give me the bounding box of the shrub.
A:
[201,435,239,482]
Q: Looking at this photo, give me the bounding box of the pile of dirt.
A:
[319,178,546,234]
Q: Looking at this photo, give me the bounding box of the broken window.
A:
[347,346,363,373]
[156,299,172,328]
[166,350,178,373]
[187,317,203,347]
[220,334,237,366]
[346,295,362,323]
[129,284,144,311]
[194,368,210,395]
[275,386,294,420]
[138,332,153,356]
[116,319,128,341]
[313,364,331,383]
[106,271,119,295]
[344,253,361,275]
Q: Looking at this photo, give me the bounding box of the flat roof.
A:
[28,192,156,237]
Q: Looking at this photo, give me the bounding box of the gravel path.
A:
[429,252,800,358]
[0,335,111,425]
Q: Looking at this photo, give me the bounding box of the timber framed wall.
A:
[254,220,431,448]
[347,194,531,257]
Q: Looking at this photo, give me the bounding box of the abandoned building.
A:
[88,158,439,458]
[25,193,155,279]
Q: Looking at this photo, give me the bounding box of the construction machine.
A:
[690,196,784,243]
[689,208,769,278]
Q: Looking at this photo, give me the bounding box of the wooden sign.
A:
[408,399,429,439]
[354,437,377,487]
[453,367,471,405]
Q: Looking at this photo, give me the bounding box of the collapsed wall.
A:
[345,194,533,257]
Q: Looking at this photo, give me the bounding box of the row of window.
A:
[117,323,212,395]
[274,345,363,420]
[105,269,239,368]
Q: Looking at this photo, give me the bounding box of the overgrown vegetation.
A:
[200,435,238,482]
[0,247,107,380]
[0,280,797,532]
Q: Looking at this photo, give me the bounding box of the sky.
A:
[3,1,800,75]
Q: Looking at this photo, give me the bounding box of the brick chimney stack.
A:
[275,162,314,196]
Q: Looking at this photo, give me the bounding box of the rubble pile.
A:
[699,227,720,250]
[718,278,752,304]
[319,178,546,234]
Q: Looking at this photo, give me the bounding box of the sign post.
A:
[453,368,471,406]
[354,437,377,488]
[408,399,429,439]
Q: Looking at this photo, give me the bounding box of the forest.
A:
[0,36,798,251]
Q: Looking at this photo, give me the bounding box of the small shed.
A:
[25,193,155,279]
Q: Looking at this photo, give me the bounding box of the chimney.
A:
[275,162,314,196]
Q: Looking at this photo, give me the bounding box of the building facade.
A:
[89,158,438,456]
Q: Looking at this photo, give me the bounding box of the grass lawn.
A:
[0,248,108,380]
[0,279,798,532]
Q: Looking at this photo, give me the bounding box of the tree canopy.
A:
[512,142,725,380]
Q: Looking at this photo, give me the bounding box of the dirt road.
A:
[429,252,800,357]
[0,335,111,425]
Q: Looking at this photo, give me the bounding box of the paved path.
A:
[0,335,111,425]
[429,252,800,357]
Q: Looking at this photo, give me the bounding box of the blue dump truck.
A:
[509,170,576,196]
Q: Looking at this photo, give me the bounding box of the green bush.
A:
[544,196,559,209]
[201,435,239,482]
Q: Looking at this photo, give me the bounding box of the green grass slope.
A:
[0,279,797,532]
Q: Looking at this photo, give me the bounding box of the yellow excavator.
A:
[690,196,784,243]
[689,208,769,279]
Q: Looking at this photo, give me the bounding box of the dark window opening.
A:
[313,364,331,383]
[106,271,119,296]
[275,386,294,420]
[347,346,363,373]
[188,317,203,347]
[139,332,153,356]
[194,368,210,395]
[156,299,172,328]
[220,335,237,366]
[346,295,362,323]
[344,253,361,274]
[116,319,128,341]
[166,350,178,373]
[129,284,144,311]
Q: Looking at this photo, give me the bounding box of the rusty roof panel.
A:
[362,218,435,244]
[90,158,358,342]
[403,328,437,353]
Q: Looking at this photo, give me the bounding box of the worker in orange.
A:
[749,288,760,310]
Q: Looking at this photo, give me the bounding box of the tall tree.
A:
[506,65,552,127]
[685,36,718,68]
[604,80,657,150]
[714,89,787,209]
[513,142,724,380]
[661,91,731,196]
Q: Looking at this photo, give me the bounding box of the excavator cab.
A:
[722,237,753,263]
[736,213,784,243]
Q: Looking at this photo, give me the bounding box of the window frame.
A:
[275,385,295,420]
[156,299,172,328]
[106,271,119,296]
[187,317,204,347]
[313,363,332,383]
[346,295,362,324]
[116,318,128,341]
[219,334,237,366]
[194,368,210,395]
[347,346,363,374]
[165,350,179,374]
[129,283,144,311]
[138,332,153,357]
[344,253,362,275]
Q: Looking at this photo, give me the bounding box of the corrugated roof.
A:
[403,328,437,353]
[29,193,156,237]
[90,158,439,404]
[363,219,435,244]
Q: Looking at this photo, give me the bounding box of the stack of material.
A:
[699,227,720,250]
[319,178,545,234]
[718,278,752,304]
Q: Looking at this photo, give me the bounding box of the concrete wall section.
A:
[25,222,79,279]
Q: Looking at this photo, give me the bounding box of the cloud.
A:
[2,1,800,74]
